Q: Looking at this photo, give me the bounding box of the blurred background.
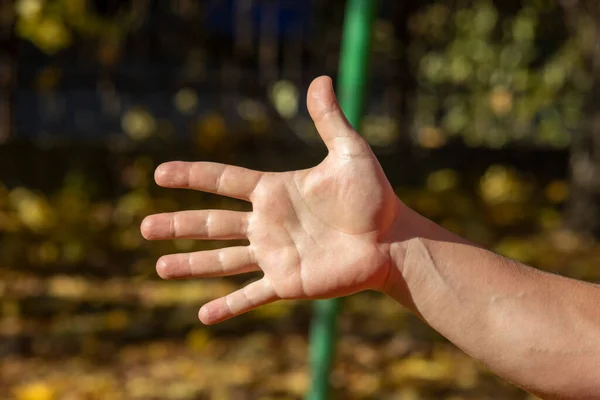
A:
[1,0,600,399]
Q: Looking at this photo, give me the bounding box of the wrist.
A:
[379,200,464,313]
[379,204,421,311]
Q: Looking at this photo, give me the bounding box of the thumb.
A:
[307,76,364,152]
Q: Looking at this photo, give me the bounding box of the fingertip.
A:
[156,256,170,279]
[140,216,154,240]
[307,76,336,112]
[306,75,339,128]
[199,297,234,325]
[198,306,216,325]
[154,162,170,185]
[307,75,333,100]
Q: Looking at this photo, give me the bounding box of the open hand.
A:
[141,76,403,324]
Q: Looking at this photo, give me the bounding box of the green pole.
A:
[307,1,377,399]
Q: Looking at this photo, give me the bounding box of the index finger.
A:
[155,161,263,201]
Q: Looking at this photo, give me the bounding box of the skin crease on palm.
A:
[140,75,404,325]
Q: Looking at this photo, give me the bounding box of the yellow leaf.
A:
[347,372,381,397]
[49,276,88,299]
[427,169,459,193]
[394,386,420,400]
[34,17,72,54]
[15,0,42,19]
[494,237,533,263]
[10,188,56,231]
[418,126,446,149]
[174,88,198,115]
[363,115,398,147]
[210,387,231,400]
[266,370,307,396]
[186,329,211,352]
[220,363,254,386]
[147,342,170,359]
[270,80,299,119]
[254,301,292,319]
[13,381,56,400]
[489,86,513,116]
[122,107,156,140]
[480,165,530,204]
[126,377,155,399]
[281,370,308,396]
[388,356,453,383]
[549,230,588,254]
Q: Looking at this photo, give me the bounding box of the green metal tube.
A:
[336,0,378,129]
[307,1,377,399]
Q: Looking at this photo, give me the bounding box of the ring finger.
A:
[157,246,259,279]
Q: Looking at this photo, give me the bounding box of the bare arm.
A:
[385,207,600,399]
[141,76,600,399]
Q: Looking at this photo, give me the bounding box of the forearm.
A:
[385,207,600,399]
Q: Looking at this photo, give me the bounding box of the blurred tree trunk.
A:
[563,1,600,235]
[0,1,15,143]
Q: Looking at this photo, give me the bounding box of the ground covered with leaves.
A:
[1,287,538,400]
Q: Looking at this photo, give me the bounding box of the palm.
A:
[252,152,397,298]
[141,77,401,324]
